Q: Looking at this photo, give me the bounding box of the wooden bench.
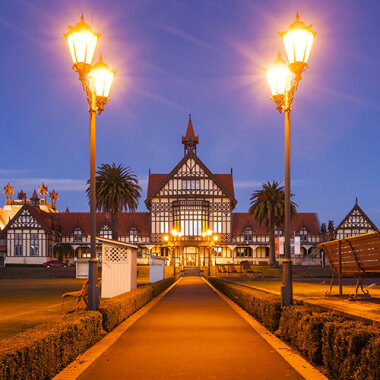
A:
[240,260,262,276]
[216,265,228,276]
[61,277,101,313]
[319,231,380,299]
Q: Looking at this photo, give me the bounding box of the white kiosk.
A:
[149,255,166,283]
[97,237,139,299]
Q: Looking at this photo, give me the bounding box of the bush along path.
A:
[207,277,380,380]
[0,276,178,380]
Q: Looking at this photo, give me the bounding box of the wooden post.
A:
[338,240,342,295]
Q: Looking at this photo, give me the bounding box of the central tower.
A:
[182,114,199,155]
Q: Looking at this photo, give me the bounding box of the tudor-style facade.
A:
[0,117,377,267]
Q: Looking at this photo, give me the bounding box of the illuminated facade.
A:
[0,117,376,267]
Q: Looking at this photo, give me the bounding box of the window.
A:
[213,212,223,234]
[181,180,200,190]
[299,227,308,242]
[160,247,169,257]
[30,233,39,257]
[14,233,23,256]
[274,227,282,236]
[73,227,82,242]
[236,247,252,257]
[160,221,169,234]
[351,216,360,223]
[129,227,139,243]
[244,227,253,243]
[100,225,112,239]
[21,215,30,223]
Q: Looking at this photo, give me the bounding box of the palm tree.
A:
[86,163,142,240]
[249,181,297,266]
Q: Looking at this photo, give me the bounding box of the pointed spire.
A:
[355,197,358,205]
[182,114,199,155]
[65,207,70,213]
[31,190,39,200]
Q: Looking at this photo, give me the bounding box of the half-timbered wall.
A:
[336,207,376,239]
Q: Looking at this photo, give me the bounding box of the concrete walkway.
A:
[79,277,304,380]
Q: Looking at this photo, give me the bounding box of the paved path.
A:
[79,277,304,380]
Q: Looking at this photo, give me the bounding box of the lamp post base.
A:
[88,258,99,310]
[281,259,293,307]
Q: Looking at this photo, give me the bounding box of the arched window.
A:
[129,227,138,243]
[73,227,82,242]
[100,225,112,239]
[244,227,253,243]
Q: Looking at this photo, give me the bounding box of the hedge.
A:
[0,312,102,380]
[208,277,380,380]
[207,277,282,331]
[0,276,178,380]
[99,276,178,332]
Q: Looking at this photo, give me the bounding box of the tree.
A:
[249,181,297,266]
[54,244,74,262]
[87,163,142,240]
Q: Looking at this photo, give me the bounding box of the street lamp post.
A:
[266,13,316,306]
[202,229,218,276]
[164,229,183,276]
[64,15,116,311]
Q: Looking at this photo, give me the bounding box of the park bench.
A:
[61,277,101,313]
[228,264,242,276]
[319,231,380,299]
[240,260,262,276]
[216,265,228,276]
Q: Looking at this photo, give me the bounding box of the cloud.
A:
[152,21,219,52]
[0,178,86,192]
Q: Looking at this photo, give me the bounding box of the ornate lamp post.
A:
[266,13,316,306]
[164,228,183,276]
[64,15,116,310]
[202,229,218,276]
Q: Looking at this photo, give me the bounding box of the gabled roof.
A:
[335,200,377,231]
[3,205,151,236]
[232,212,320,235]
[145,151,236,207]
[3,204,53,232]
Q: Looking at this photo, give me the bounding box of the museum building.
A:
[0,117,377,267]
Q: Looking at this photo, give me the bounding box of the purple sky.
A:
[0,0,379,227]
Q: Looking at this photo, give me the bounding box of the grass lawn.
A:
[0,266,172,340]
[0,278,85,340]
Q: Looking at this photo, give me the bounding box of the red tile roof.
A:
[232,212,320,235]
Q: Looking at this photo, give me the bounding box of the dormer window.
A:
[100,225,112,239]
[299,227,308,241]
[244,227,253,243]
[73,227,83,242]
[274,227,282,236]
[129,227,138,243]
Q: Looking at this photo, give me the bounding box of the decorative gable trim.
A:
[145,151,236,207]
[4,205,45,231]
[336,202,377,231]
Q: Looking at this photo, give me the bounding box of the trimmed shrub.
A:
[0,312,102,380]
[99,276,177,332]
[208,277,282,331]
[322,320,379,380]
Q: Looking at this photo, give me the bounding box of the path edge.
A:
[53,277,182,380]
[202,277,327,380]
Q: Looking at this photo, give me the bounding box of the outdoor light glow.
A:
[213,235,218,241]
[171,229,178,237]
[280,13,316,66]
[266,53,293,96]
[65,15,100,66]
[88,56,115,98]
[202,232,207,237]
[207,229,213,236]
[178,231,183,237]
[164,235,169,241]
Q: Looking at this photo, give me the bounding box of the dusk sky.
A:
[1,0,379,227]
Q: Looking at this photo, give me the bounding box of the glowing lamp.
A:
[88,56,116,98]
[202,232,207,237]
[64,15,100,72]
[280,13,316,76]
[207,229,213,236]
[266,53,293,97]
[164,235,169,241]
[178,232,183,237]
[213,235,218,242]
